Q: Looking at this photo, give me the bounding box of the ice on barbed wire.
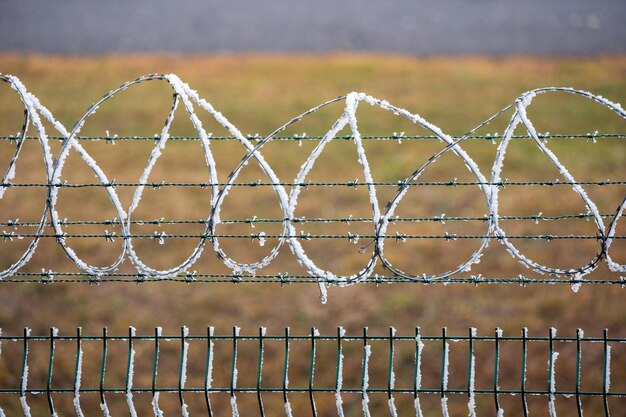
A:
[258,231,266,247]
[571,272,583,292]
[1,75,625,290]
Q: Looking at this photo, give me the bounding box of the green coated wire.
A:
[256,327,266,417]
[548,328,556,414]
[439,327,445,399]
[361,327,369,400]
[413,327,421,400]
[152,327,160,400]
[4,386,626,395]
[125,327,133,395]
[603,329,611,417]
[5,328,626,406]
[388,327,395,400]
[467,328,474,403]
[99,327,108,410]
[46,327,55,416]
[20,328,28,398]
[309,327,318,417]
[282,327,290,409]
[335,327,343,396]
[575,328,583,417]
[494,328,501,414]
[204,326,214,417]
[5,332,624,342]
[178,326,186,410]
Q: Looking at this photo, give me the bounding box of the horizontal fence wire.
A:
[1,133,626,142]
[3,272,626,285]
[0,327,622,416]
[1,74,625,302]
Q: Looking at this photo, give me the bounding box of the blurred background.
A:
[1,1,625,415]
[1,0,625,55]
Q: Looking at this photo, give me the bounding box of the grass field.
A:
[0,54,625,416]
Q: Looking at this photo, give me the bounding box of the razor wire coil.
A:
[0,74,625,302]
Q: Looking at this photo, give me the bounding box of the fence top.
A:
[0,74,625,302]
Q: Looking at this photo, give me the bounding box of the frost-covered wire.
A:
[1,75,625,302]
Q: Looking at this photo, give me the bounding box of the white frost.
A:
[548,327,559,417]
[468,328,477,417]
[335,327,346,417]
[605,344,612,392]
[74,332,85,417]
[441,339,450,417]
[362,343,372,417]
[100,401,111,417]
[151,393,164,417]
[126,327,138,417]
[2,74,625,295]
[20,327,32,417]
[414,332,425,417]
[230,326,241,417]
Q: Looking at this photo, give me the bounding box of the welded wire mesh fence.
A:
[1,74,625,302]
[0,327,623,416]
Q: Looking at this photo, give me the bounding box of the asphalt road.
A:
[1,0,624,55]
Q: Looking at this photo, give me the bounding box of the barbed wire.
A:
[1,74,625,302]
[0,212,619,228]
[0,327,619,417]
[1,133,625,142]
[3,180,626,187]
[5,272,626,285]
